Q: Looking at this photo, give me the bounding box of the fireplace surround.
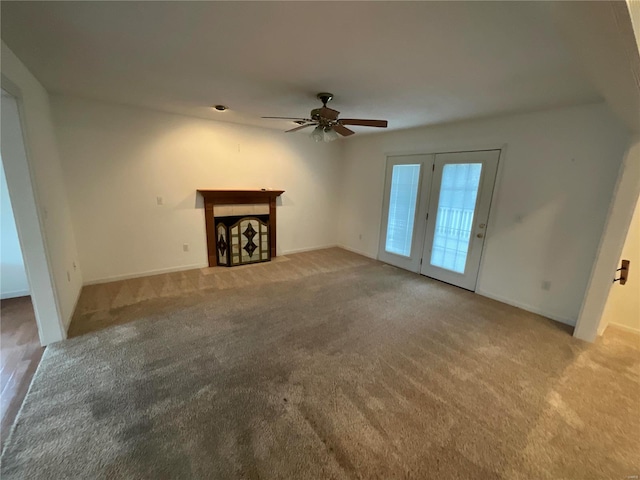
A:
[197,190,284,267]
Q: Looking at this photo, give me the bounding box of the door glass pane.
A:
[430,163,482,273]
[385,164,421,257]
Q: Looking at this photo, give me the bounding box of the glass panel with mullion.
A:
[430,163,482,273]
[385,164,421,257]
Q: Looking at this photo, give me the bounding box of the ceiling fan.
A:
[262,92,388,142]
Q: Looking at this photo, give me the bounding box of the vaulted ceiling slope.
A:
[2,1,603,132]
[552,1,640,133]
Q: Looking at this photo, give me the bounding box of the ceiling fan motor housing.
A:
[311,108,335,126]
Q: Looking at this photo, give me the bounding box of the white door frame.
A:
[1,79,66,345]
[574,136,640,342]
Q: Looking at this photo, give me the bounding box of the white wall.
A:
[600,194,640,334]
[1,42,82,343]
[0,154,29,299]
[51,96,342,283]
[338,103,629,326]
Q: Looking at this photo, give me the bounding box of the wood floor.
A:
[0,296,43,449]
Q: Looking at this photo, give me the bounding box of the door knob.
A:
[476,233,484,238]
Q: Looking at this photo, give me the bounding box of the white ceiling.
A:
[1,1,602,134]
[552,1,640,133]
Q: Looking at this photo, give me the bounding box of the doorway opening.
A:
[378,149,500,291]
[0,151,44,448]
[598,195,639,335]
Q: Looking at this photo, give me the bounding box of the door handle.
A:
[476,233,484,238]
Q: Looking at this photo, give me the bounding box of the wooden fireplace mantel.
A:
[197,189,284,267]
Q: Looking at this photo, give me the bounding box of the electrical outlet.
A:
[183,243,189,252]
[541,280,551,291]
[67,271,71,282]
[156,196,164,206]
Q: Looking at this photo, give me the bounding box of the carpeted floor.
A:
[1,248,638,479]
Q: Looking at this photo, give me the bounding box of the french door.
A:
[378,155,434,271]
[379,150,500,291]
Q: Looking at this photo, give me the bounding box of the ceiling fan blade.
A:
[339,119,388,128]
[333,124,355,137]
[262,116,312,121]
[286,123,315,133]
[319,107,340,121]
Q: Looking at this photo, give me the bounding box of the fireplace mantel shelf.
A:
[197,189,284,205]
[198,189,285,267]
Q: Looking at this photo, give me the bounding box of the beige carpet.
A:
[2,248,638,479]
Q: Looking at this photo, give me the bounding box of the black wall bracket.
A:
[613,259,630,285]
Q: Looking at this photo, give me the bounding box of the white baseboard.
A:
[606,322,640,335]
[84,262,209,286]
[336,244,378,260]
[1,289,30,300]
[281,244,339,255]
[475,288,576,327]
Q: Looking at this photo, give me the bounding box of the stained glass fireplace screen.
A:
[216,216,270,267]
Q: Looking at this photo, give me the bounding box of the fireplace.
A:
[197,190,284,267]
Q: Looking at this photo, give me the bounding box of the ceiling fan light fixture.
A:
[323,127,339,142]
[310,126,324,142]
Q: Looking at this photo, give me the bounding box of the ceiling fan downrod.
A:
[317,92,333,107]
